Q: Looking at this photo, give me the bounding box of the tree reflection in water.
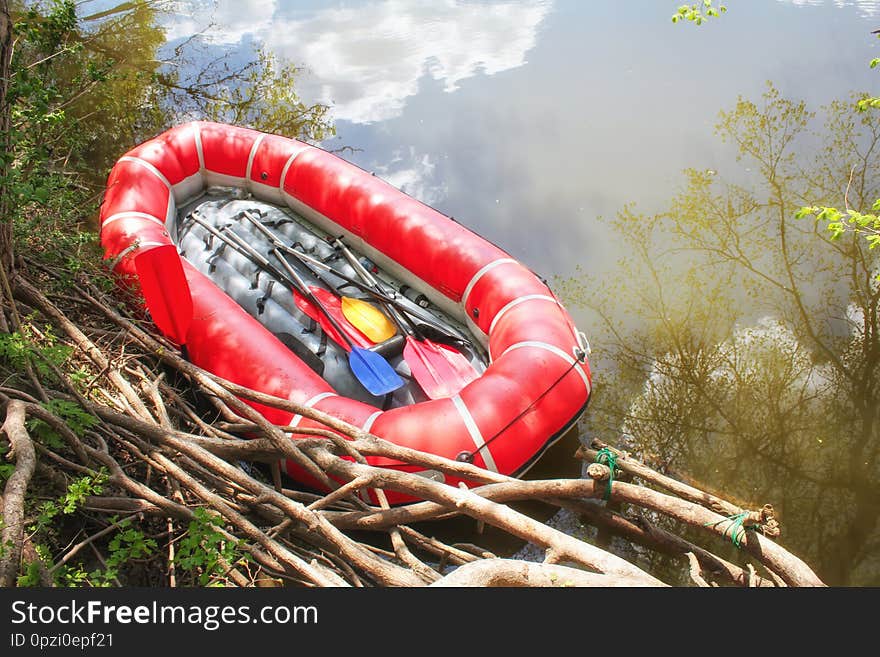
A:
[561,84,880,585]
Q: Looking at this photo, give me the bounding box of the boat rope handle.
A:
[593,447,618,500]
[704,511,757,548]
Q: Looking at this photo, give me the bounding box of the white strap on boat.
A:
[488,294,557,335]
[119,156,172,191]
[451,394,498,473]
[193,123,205,170]
[288,392,338,429]
[361,410,382,434]
[279,147,310,192]
[497,341,591,394]
[101,211,165,230]
[461,258,517,309]
[245,133,265,184]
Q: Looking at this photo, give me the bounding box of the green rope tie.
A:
[593,447,618,501]
[705,511,754,548]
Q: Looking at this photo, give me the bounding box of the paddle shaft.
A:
[189,214,355,346]
[336,240,417,337]
[279,239,477,348]
[242,211,366,304]
[187,214,403,395]
[268,248,357,351]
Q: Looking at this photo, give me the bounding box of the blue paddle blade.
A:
[349,346,404,396]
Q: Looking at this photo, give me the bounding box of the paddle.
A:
[134,244,192,347]
[274,236,479,351]
[239,211,396,344]
[335,239,480,399]
[187,214,401,395]
[188,214,371,349]
[269,248,404,396]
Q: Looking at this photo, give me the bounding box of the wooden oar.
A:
[134,244,192,347]
[188,214,371,349]
[335,240,480,399]
[239,211,396,343]
[269,248,404,396]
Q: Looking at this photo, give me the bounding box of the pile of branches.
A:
[0,259,826,587]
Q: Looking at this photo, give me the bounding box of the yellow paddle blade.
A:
[341,296,397,343]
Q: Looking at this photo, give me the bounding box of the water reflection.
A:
[560,85,880,585]
[140,0,880,279]
[161,0,551,124]
[778,0,880,16]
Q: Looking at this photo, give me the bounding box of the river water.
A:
[82,0,880,585]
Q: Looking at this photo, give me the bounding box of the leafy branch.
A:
[672,1,727,26]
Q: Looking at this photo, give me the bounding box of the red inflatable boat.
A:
[100,122,592,502]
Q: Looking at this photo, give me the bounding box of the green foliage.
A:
[158,45,335,144]
[29,470,107,536]
[86,517,157,587]
[0,325,72,381]
[174,508,249,586]
[16,471,109,587]
[796,205,880,251]
[857,44,880,113]
[672,1,726,25]
[811,28,880,253]
[26,400,97,451]
[16,561,45,587]
[19,515,158,588]
[16,543,52,587]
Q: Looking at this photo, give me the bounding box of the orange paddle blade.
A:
[341,295,397,343]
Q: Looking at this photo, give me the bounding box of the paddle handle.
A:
[242,211,354,298]
[190,215,274,271]
[195,215,310,304]
[335,239,416,337]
